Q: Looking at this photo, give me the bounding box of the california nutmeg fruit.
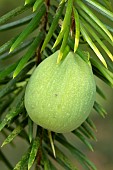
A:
[24,50,96,133]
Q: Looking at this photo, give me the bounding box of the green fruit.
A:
[24,50,96,133]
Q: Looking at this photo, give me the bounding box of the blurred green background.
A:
[0,1,113,170]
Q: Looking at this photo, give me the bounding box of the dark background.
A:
[0,1,113,169]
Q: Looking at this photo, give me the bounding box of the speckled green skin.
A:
[25,51,96,133]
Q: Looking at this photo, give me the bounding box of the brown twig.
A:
[36,127,44,167]
[35,0,50,65]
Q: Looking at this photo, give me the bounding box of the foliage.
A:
[0,0,113,169]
